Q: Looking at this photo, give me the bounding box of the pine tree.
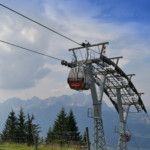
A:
[17,107,26,143]
[26,114,40,146]
[66,109,82,143]
[45,127,53,144]
[52,107,68,143]
[26,114,34,146]
[46,108,82,145]
[32,119,40,145]
[1,110,18,142]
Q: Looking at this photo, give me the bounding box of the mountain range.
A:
[0,93,150,149]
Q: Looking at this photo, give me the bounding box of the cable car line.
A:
[0,3,82,46]
[0,39,62,61]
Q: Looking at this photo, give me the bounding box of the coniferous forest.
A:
[45,107,84,145]
[0,107,40,146]
[0,107,86,148]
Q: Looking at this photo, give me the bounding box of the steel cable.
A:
[0,3,82,46]
[0,40,62,61]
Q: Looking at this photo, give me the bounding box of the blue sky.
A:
[0,0,150,108]
[94,0,150,22]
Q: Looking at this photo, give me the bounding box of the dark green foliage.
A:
[1,110,18,142]
[67,109,82,142]
[16,107,26,143]
[26,114,34,146]
[26,114,40,146]
[46,108,82,145]
[0,108,40,146]
[45,127,53,144]
[52,107,68,143]
[53,107,68,132]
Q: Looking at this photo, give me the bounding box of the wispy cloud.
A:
[0,0,149,106]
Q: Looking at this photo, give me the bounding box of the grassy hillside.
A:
[1,144,150,150]
[0,143,85,150]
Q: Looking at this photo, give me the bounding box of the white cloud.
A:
[118,59,130,67]
[0,0,149,108]
[0,25,13,39]
[0,43,11,52]
[21,27,37,43]
[0,12,52,89]
[43,64,69,73]
[0,76,76,102]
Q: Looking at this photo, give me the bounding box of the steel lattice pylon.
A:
[93,117,106,149]
[116,88,130,150]
[62,41,147,150]
[88,63,106,150]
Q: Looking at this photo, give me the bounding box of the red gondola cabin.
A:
[68,67,90,90]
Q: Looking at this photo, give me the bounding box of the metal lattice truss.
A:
[92,55,147,113]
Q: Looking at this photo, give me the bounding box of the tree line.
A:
[45,107,85,145]
[0,107,86,146]
[0,107,40,146]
